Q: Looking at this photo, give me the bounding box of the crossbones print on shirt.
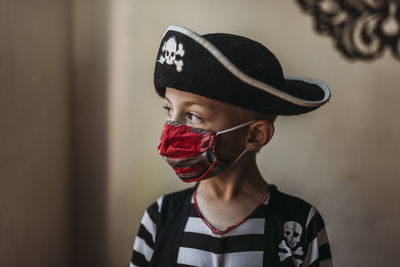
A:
[157,37,185,72]
[278,221,304,266]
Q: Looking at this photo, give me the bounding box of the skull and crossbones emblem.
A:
[157,37,185,72]
[278,221,304,266]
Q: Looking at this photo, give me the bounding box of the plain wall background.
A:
[1,0,399,266]
[1,0,110,266]
[0,0,72,266]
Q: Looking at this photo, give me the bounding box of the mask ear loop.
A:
[230,148,248,166]
[215,120,256,166]
[216,120,256,135]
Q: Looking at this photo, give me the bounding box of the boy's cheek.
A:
[214,133,246,161]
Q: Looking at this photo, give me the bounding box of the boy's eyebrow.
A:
[164,96,214,109]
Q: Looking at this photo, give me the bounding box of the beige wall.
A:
[1,0,399,266]
[0,0,72,266]
[107,0,400,267]
[0,0,110,266]
[70,0,110,266]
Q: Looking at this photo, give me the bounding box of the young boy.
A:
[130,25,332,267]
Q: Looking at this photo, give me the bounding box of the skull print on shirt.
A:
[279,221,304,266]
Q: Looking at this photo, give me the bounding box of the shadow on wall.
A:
[69,0,110,266]
[1,0,110,266]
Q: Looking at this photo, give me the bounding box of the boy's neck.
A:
[196,153,270,202]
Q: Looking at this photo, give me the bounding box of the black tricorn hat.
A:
[154,25,331,115]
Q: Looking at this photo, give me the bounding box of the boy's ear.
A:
[245,120,275,151]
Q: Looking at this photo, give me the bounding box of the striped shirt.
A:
[130,189,332,267]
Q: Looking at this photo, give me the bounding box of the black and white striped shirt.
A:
[130,189,332,267]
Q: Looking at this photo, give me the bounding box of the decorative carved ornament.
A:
[296,0,400,61]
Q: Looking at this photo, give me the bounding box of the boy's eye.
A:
[187,112,201,122]
[163,106,172,116]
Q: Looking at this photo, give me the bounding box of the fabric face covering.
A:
[157,120,255,183]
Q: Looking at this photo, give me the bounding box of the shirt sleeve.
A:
[130,196,164,267]
[301,206,333,267]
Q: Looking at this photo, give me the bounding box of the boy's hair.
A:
[236,106,277,124]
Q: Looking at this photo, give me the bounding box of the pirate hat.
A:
[154,25,331,115]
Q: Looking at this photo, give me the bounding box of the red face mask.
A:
[157,120,255,183]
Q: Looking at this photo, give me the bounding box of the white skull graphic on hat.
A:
[157,37,185,72]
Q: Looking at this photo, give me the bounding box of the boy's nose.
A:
[170,112,186,125]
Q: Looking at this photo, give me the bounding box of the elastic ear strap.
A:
[230,148,248,166]
[216,120,256,135]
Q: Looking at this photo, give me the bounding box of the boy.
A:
[130,25,332,267]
